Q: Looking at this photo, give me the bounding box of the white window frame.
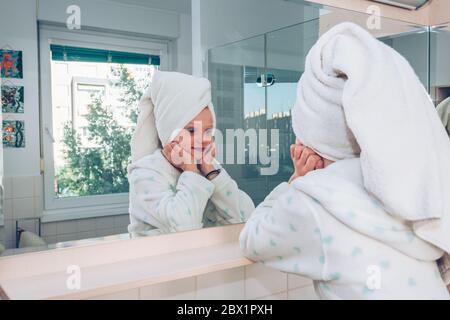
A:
[39,24,169,222]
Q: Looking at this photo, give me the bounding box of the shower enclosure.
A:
[208,4,433,205]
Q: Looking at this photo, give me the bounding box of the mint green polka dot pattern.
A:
[293,246,301,253]
[405,231,415,243]
[322,235,333,246]
[313,228,321,238]
[319,282,331,291]
[329,272,341,281]
[408,277,417,287]
[380,260,390,270]
[239,210,246,222]
[222,207,233,219]
[351,246,362,257]
[362,285,374,295]
[286,196,293,205]
[319,255,325,264]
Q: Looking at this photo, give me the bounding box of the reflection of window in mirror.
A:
[40,27,163,224]
[50,53,156,198]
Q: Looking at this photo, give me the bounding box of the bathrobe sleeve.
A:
[131,168,215,232]
[239,182,326,280]
[208,169,256,223]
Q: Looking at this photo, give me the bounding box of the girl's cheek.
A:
[178,133,193,150]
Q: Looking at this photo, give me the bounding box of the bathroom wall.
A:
[0,0,41,249]
[191,0,322,77]
[423,0,450,25]
[88,264,318,300]
[0,0,192,249]
[309,0,450,26]
[0,175,130,249]
[307,0,431,24]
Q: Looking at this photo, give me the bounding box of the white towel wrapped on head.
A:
[292,22,450,254]
[131,70,216,162]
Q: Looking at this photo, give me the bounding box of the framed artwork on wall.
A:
[1,85,24,113]
[2,120,25,148]
[0,50,23,79]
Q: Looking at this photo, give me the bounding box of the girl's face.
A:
[176,107,214,157]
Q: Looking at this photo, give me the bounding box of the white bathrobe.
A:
[128,148,255,236]
[240,159,449,299]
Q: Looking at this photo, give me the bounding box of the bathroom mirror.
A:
[430,23,450,137]
[0,0,442,257]
[207,1,430,208]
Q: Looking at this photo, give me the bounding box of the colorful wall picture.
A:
[1,85,24,113]
[2,120,25,148]
[0,50,23,78]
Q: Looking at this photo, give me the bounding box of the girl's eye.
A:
[186,128,195,134]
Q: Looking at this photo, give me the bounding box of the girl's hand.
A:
[289,143,324,183]
[199,142,217,179]
[162,141,199,173]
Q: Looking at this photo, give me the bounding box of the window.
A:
[39,26,169,220]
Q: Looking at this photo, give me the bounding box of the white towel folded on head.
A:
[130,70,216,162]
[292,22,450,254]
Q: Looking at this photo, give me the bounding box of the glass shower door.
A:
[265,19,320,191]
[208,20,322,207]
[208,35,269,205]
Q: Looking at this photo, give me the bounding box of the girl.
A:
[128,71,255,237]
[240,22,450,299]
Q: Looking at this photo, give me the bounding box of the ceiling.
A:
[105,0,191,14]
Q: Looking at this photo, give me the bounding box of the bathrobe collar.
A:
[128,148,181,181]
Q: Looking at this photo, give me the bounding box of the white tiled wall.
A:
[0,175,130,249]
[89,264,319,300]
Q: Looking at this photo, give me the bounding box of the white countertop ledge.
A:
[0,224,253,300]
